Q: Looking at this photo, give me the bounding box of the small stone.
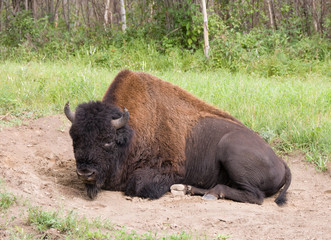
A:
[202,194,218,201]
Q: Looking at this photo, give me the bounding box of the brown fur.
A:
[102,70,243,177]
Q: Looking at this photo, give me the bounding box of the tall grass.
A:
[0,61,330,169]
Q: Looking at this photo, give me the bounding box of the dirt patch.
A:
[0,115,330,239]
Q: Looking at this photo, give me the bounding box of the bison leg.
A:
[170,185,217,200]
[125,168,175,199]
[170,184,206,197]
[170,184,263,204]
[202,184,264,204]
[182,184,263,204]
[187,186,218,200]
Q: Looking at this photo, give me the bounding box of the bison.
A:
[64,70,291,205]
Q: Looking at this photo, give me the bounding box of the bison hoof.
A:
[202,194,218,201]
[170,184,189,196]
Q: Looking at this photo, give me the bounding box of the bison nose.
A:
[76,169,96,182]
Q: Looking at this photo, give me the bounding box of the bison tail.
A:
[275,161,292,206]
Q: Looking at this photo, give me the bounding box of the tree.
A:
[0,0,2,31]
[0,0,330,38]
[201,0,209,58]
[119,0,126,32]
[266,0,277,31]
[104,0,110,26]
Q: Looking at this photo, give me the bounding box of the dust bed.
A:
[0,115,330,239]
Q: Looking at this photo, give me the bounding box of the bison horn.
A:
[111,107,129,129]
[64,101,75,123]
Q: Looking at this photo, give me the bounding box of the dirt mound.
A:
[0,115,330,239]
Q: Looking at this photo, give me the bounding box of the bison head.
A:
[64,101,133,199]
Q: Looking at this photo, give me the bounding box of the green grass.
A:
[0,180,17,211]
[0,192,17,211]
[0,61,330,169]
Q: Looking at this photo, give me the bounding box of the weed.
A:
[0,181,17,211]
[215,234,232,240]
[27,207,80,234]
[0,192,17,211]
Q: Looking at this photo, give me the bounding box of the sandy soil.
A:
[0,115,330,239]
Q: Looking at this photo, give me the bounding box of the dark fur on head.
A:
[69,101,133,199]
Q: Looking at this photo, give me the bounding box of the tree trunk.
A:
[301,0,310,35]
[12,0,21,16]
[74,0,80,28]
[86,0,90,27]
[32,0,37,20]
[251,0,255,29]
[111,0,114,27]
[49,0,55,22]
[104,0,110,26]
[201,0,209,59]
[312,0,321,34]
[91,0,98,23]
[320,0,328,35]
[62,0,70,30]
[0,0,2,31]
[119,0,126,32]
[266,0,276,30]
[67,0,70,31]
[62,0,66,26]
[4,0,8,29]
[312,0,318,32]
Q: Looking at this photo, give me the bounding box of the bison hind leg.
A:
[170,184,218,200]
[185,184,264,205]
[206,184,265,205]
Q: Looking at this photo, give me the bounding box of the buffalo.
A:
[64,70,291,205]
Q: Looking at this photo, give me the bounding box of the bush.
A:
[0,9,330,77]
[209,26,330,76]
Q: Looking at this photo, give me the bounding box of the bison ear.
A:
[111,107,129,130]
[115,132,130,146]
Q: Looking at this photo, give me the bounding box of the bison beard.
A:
[86,184,99,199]
[64,70,291,205]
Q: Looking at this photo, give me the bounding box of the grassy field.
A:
[1,61,330,170]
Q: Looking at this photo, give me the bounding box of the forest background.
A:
[0,0,330,74]
[0,0,330,170]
